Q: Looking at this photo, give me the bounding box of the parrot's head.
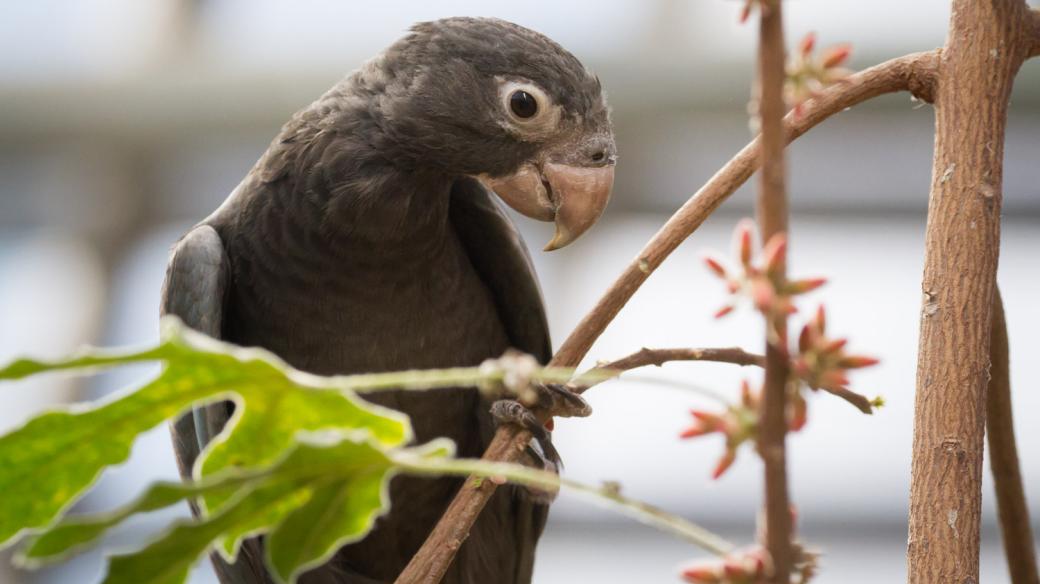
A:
[377,17,616,250]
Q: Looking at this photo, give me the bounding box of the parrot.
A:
[161,16,615,584]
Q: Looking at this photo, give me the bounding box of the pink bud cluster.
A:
[786,32,853,117]
[679,378,811,479]
[793,305,880,392]
[686,220,879,479]
[703,219,825,320]
[679,381,759,479]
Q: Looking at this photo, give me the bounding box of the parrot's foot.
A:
[491,399,561,504]
[490,384,590,502]
[490,399,560,460]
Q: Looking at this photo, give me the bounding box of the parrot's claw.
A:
[491,399,560,463]
[527,382,592,418]
[490,399,562,503]
[491,384,590,503]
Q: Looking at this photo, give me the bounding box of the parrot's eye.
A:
[497,79,559,140]
[509,90,538,118]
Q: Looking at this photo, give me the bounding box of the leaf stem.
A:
[392,454,735,557]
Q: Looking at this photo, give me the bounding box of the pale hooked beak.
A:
[478,160,615,251]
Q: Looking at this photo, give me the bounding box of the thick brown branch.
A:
[907,1,1032,581]
[986,289,1039,584]
[395,51,939,584]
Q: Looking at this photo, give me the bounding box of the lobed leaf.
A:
[0,319,409,547]
[19,473,260,566]
[101,435,435,584]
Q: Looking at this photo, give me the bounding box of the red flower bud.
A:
[738,2,752,24]
[735,219,755,268]
[798,32,817,58]
[680,425,711,439]
[822,43,853,69]
[714,305,736,319]
[704,256,728,279]
[740,380,755,407]
[821,337,849,354]
[814,305,827,332]
[692,410,723,426]
[798,324,813,353]
[819,370,850,389]
[681,562,722,583]
[712,449,737,479]
[787,277,827,295]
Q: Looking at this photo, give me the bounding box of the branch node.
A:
[906,49,940,104]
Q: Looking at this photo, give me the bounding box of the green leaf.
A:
[18,472,261,567]
[101,435,442,584]
[0,318,410,547]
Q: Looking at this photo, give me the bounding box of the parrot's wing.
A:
[449,177,553,583]
[161,225,279,584]
[449,177,552,364]
[160,224,231,479]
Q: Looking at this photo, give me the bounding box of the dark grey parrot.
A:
[160,17,614,584]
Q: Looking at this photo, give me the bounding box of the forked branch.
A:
[394,50,939,584]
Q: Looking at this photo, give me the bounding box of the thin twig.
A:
[573,346,765,393]
[986,289,1039,584]
[576,346,874,416]
[394,50,939,584]
[815,385,873,415]
[394,454,736,557]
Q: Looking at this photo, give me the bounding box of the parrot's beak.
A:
[479,160,614,251]
[540,162,614,251]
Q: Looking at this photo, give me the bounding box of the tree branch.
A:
[573,346,765,392]
[571,346,874,418]
[986,289,1039,584]
[394,50,939,584]
[815,385,873,415]
[1031,9,1040,58]
[907,1,1032,581]
[754,2,793,580]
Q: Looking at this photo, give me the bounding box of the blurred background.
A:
[1,1,1038,582]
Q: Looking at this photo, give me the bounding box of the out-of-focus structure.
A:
[1,1,1037,582]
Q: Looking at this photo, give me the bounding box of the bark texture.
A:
[907,1,1032,581]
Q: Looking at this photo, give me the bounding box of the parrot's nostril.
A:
[591,150,605,163]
